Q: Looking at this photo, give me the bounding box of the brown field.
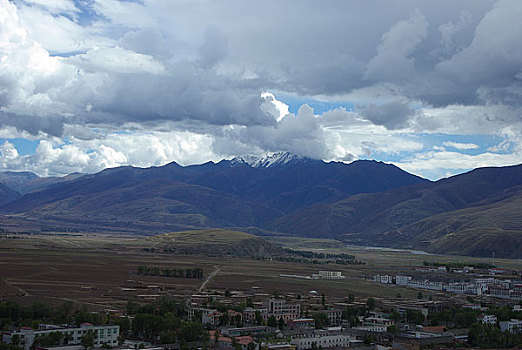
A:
[1,233,521,310]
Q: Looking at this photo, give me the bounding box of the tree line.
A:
[136,266,203,279]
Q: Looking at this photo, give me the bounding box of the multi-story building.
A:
[325,309,342,326]
[499,319,522,333]
[262,299,301,322]
[290,330,358,350]
[488,285,511,299]
[510,284,522,300]
[2,323,119,350]
[479,315,498,325]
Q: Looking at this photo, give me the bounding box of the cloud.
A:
[0,130,218,176]
[358,101,415,129]
[1,0,522,179]
[364,10,428,82]
[442,141,479,150]
[395,148,522,180]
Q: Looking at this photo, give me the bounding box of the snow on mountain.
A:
[231,152,317,168]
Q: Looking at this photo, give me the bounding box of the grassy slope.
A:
[145,229,279,256]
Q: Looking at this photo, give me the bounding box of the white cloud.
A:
[442,141,479,150]
[394,149,522,180]
[1,0,522,180]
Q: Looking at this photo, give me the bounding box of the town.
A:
[372,263,522,300]
[2,268,522,350]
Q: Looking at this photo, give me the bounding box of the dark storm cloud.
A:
[2,0,522,144]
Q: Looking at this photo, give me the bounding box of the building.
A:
[395,275,411,286]
[353,316,394,333]
[373,275,392,284]
[290,330,358,350]
[260,343,296,350]
[262,299,300,322]
[316,271,345,280]
[479,315,497,325]
[287,319,315,329]
[221,327,272,337]
[325,309,342,326]
[488,285,511,299]
[499,319,522,333]
[2,324,119,350]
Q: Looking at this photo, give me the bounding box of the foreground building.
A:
[2,323,119,350]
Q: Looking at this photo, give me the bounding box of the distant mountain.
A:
[0,171,84,194]
[0,152,427,234]
[272,164,522,257]
[0,183,21,207]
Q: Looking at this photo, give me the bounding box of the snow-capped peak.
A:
[231,152,309,168]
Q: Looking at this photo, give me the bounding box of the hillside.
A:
[0,183,21,207]
[1,178,282,234]
[0,171,84,194]
[145,229,279,256]
[374,187,522,258]
[272,164,522,257]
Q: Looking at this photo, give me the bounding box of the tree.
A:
[255,310,263,325]
[235,314,242,327]
[225,289,232,298]
[366,298,376,311]
[348,294,355,303]
[417,292,423,300]
[267,316,277,328]
[389,311,402,323]
[321,293,326,308]
[312,312,328,329]
[278,317,285,330]
[246,297,254,308]
[363,335,373,345]
[387,325,400,334]
[81,331,96,350]
[406,309,425,325]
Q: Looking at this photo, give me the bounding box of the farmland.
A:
[1,232,522,311]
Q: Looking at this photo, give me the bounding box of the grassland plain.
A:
[1,232,521,311]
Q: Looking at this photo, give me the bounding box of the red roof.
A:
[237,336,254,345]
[422,326,447,334]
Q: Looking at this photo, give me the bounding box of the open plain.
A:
[2,233,522,311]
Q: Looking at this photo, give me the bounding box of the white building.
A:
[290,331,358,350]
[499,319,522,333]
[480,315,498,325]
[316,271,345,280]
[395,275,411,286]
[2,324,119,350]
[373,275,392,284]
[408,279,444,291]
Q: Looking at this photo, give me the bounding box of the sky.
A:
[0,0,521,180]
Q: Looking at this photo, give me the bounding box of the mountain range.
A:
[0,152,520,258]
